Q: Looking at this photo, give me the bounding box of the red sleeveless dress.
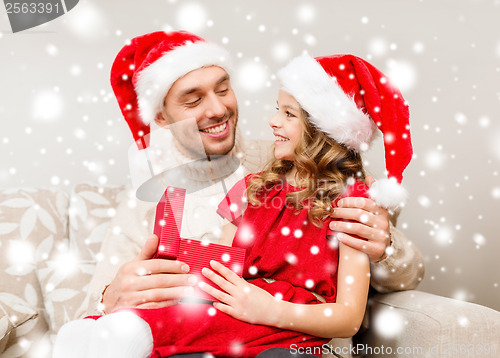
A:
[118,175,368,357]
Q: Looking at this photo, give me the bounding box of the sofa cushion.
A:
[36,184,125,335]
[0,187,69,356]
[69,183,125,261]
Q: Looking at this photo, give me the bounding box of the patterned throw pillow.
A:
[0,187,69,356]
[0,300,39,354]
[36,184,125,337]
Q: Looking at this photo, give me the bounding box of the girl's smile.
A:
[270,90,305,161]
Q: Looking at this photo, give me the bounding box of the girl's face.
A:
[269,90,306,161]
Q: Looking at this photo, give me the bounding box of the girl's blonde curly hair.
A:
[247,107,366,227]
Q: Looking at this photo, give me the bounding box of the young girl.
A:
[54,53,412,358]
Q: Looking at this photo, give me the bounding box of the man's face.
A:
[156,66,238,157]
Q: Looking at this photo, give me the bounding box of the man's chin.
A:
[203,137,236,158]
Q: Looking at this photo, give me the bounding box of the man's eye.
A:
[217,88,228,94]
[185,98,201,106]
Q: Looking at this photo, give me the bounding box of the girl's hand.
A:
[199,260,279,326]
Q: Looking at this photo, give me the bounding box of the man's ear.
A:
[154,111,169,128]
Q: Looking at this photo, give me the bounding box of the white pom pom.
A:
[368,178,408,210]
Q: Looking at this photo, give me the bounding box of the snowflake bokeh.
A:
[0,0,499,316]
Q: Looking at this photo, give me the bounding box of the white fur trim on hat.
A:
[135,41,232,126]
[368,177,408,211]
[277,53,377,152]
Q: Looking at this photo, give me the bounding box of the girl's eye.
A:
[286,111,295,118]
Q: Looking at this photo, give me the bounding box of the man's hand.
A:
[101,234,198,313]
[329,176,391,262]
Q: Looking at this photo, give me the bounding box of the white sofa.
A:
[1,184,499,358]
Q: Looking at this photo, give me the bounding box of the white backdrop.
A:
[1,0,499,311]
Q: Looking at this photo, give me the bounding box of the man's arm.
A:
[76,198,197,317]
[101,234,197,312]
[329,176,425,293]
[369,224,425,292]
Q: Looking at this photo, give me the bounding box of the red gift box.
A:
[153,186,246,302]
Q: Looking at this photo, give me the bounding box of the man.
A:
[78,30,423,347]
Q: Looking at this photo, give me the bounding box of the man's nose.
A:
[205,93,226,119]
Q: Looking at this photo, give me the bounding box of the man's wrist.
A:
[375,231,393,263]
[98,284,111,314]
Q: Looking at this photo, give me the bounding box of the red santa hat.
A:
[110,31,232,150]
[277,53,413,210]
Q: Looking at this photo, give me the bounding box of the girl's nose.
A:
[269,113,281,129]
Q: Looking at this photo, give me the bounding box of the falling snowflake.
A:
[385,59,417,92]
[281,226,290,236]
[424,149,446,170]
[373,308,405,338]
[473,233,486,247]
[73,128,87,140]
[413,42,425,54]
[8,240,34,266]
[369,37,389,57]
[296,4,316,23]
[454,112,467,125]
[236,61,267,92]
[345,275,354,285]
[271,42,292,62]
[303,34,317,46]
[305,279,314,289]
[452,289,468,301]
[65,2,106,40]
[176,3,208,33]
[46,44,59,56]
[492,187,500,199]
[285,253,298,265]
[70,64,82,76]
[418,195,431,208]
[32,91,64,122]
[434,225,453,245]
[248,266,258,275]
[458,316,470,327]
[478,116,490,128]
[238,225,254,244]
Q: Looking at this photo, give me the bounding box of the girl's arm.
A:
[200,241,370,338]
[272,243,370,338]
